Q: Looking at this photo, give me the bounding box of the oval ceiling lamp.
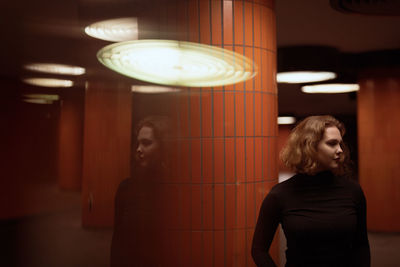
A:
[131,85,180,94]
[85,17,138,42]
[97,39,256,87]
[278,116,296,125]
[301,83,360,93]
[22,78,74,88]
[23,99,54,104]
[277,71,336,84]
[277,46,339,84]
[23,94,60,101]
[24,63,85,76]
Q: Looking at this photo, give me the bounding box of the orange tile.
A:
[200,0,211,44]
[214,138,225,183]
[246,229,255,266]
[262,94,269,136]
[179,139,190,183]
[225,138,235,183]
[182,185,191,229]
[246,137,255,182]
[225,184,236,229]
[191,231,203,267]
[270,136,278,179]
[261,50,268,92]
[213,91,224,137]
[235,92,245,136]
[245,47,255,91]
[203,231,214,267]
[236,183,246,228]
[188,0,199,42]
[253,3,261,48]
[265,52,276,93]
[181,230,191,266]
[201,91,213,137]
[245,92,254,137]
[225,230,234,266]
[190,93,201,137]
[225,92,235,137]
[254,48,262,91]
[260,5,268,50]
[262,137,271,180]
[236,137,245,183]
[214,184,225,230]
[233,0,243,45]
[179,95,190,137]
[192,138,202,183]
[234,230,246,267]
[191,185,202,230]
[202,139,213,183]
[246,183,256,228]
[255,137,262,181]
[214,231,225,267]
[212,0,222,45]
[223,0,233,45]
[244,1,253,47]
[234,47,245,91]
[255,92,262,136]
[203,184,214,230]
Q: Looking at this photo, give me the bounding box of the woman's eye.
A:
[141,139,152,146]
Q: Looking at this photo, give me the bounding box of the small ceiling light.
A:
[277,71,337,84]
[22,78,74,88]
[24,63,85,75]
[85,17,139,42]
[23,94,60,101]
[97,40,256,87]
[301,83,360,93]
[278,116,296,125]
[131,86,180,94]
[23,99,54,104]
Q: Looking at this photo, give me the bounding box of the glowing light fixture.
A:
[302,83,360,93]
[23,99,54,104]
[22,78,74,88]
[97,39,256,87]
[23,94,60,101]
[131,86,180,94]
[278,116,296,125]
[277,71,337,84]
[24,63,85,75]
[85,17,138,42]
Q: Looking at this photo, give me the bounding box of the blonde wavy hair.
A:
[280,115,351,175]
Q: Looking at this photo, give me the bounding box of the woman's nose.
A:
[337,145,343,154]
[136,144,142,153]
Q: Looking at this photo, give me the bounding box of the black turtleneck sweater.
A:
[251,171,370,267]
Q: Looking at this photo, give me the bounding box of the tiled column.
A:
[157,0,279,265]
[358,70,400,231]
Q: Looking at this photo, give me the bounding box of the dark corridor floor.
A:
[1,184,399,267]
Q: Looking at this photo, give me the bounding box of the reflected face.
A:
[316,126,344,172]
[136,126,160,168]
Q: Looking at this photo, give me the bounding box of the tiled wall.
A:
[156,0,279,265]
[358,73,400,232]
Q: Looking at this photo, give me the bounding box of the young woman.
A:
[110,116,170,267]
[252,115,370,266]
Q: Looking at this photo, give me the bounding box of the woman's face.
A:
[136,126,160,168]
[316,126,343,172]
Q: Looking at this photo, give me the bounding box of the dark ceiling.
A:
[2,0,400,118]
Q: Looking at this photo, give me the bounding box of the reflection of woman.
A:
[110,116,170,267]
[252,116,370,266]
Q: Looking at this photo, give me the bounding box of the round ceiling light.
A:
[277,71,336,84]
[24,63,85,75]
[23,99,54,104]
[97,40,256,87]
[85,17,138,42]
[278,116,296,125]
[131,85,180,94]
[301,83,360,93]
[22,78,74,88]
[23,94,60,101]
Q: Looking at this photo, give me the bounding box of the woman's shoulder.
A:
[269,173,300,194]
